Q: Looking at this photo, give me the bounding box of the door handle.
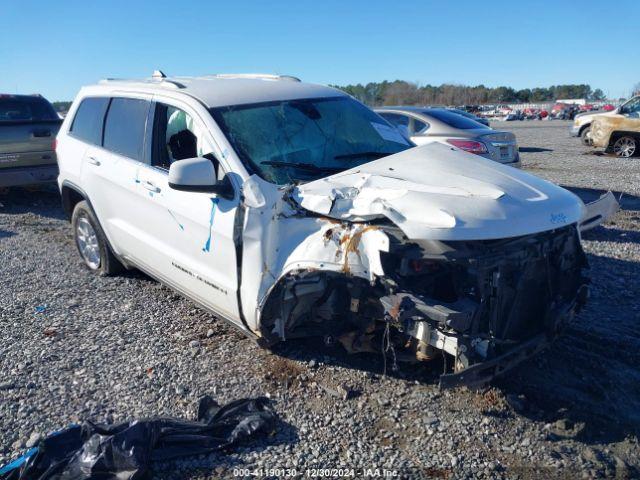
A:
[87,157,101,166]
[32,130,51,138]
[142,181,161,193]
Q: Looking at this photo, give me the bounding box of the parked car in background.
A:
[447,108,490,127]
[602,104,616,112]
[457,104,480,114]
[375,106,520,167]
[0,94,62,187]
[590,97,640,157]
[496,104,512,116]
[570,96,638,146]
[551,103,566,116]
[54,72,599,388]
[504,110,524,121]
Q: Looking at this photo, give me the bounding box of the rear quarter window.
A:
[70,97,110,145]
[103,98,149,160]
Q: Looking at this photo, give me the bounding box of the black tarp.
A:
[0,396,275,480]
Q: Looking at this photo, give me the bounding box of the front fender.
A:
[238,176,391,334]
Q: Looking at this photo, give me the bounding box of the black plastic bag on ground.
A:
[0,396,275,480]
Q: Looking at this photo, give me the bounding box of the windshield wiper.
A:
[334,151,390,160]
[261,161,344,173]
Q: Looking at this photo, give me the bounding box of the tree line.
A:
[331,80,606,107]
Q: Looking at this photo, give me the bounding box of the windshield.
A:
[210,96,411,184]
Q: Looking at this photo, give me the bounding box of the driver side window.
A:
[151,104,208,170]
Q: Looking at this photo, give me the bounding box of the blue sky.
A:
[2,0,638,101]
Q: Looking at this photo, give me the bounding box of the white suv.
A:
[57,72,591,388]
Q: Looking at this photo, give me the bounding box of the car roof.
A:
[90,73,345,108]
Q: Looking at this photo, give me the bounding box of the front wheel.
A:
[71,201,123,275]
[612,135,637,158]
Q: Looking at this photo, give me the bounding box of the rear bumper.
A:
[503,158,521,168]
[569,125,581,137]
[496,152,521,168]
[0,164,59,188]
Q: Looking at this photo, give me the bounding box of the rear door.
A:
[131,99,240,320]
[79,96,152,258]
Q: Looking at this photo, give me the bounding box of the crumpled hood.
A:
[292,143,585,240]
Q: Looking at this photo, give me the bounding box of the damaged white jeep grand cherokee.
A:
[57,72,592,388]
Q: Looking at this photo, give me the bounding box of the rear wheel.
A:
[580,126,592,146]
[71,201,123,275]
[612,135,637,158]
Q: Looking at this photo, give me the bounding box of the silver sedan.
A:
[375,106,520,167]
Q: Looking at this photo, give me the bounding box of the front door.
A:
[132,100,240,322]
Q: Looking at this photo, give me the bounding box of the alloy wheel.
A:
[76,216,101,269]
[613,136,636,158]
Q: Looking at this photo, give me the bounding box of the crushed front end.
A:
[259,221,588,388]
[378,223,589,388]
[249,145,592,388]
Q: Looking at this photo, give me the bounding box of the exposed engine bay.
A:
[259,222,588,388]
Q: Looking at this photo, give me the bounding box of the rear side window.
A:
[0,96,60,123]
[412,118,428,134]
[423,109,484,129]
[103,98,149,160]
[70,97,110,145]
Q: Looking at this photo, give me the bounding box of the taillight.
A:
[446,139,487,154]
[52,138,57,151]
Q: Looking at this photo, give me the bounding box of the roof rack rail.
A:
[209,73,301,82]
[99,75,186,89]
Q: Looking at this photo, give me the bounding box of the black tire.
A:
[580,126,592,146]
[71,200,123,275]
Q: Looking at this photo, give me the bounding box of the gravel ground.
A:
[1,120,639,479]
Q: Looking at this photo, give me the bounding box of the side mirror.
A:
[168,157,234,199]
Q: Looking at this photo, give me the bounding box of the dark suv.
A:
[0,94,62,187]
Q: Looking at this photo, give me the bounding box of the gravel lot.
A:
[1,120,639,479]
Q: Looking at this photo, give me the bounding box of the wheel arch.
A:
[610,130,640,141]
[256,267,380,345]
[62,181,130,267]
[61,181,89,221]
[579,123,591,135]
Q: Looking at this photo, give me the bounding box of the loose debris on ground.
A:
[1,397,275,479]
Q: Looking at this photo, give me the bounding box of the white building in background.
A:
[556,98,587,105]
